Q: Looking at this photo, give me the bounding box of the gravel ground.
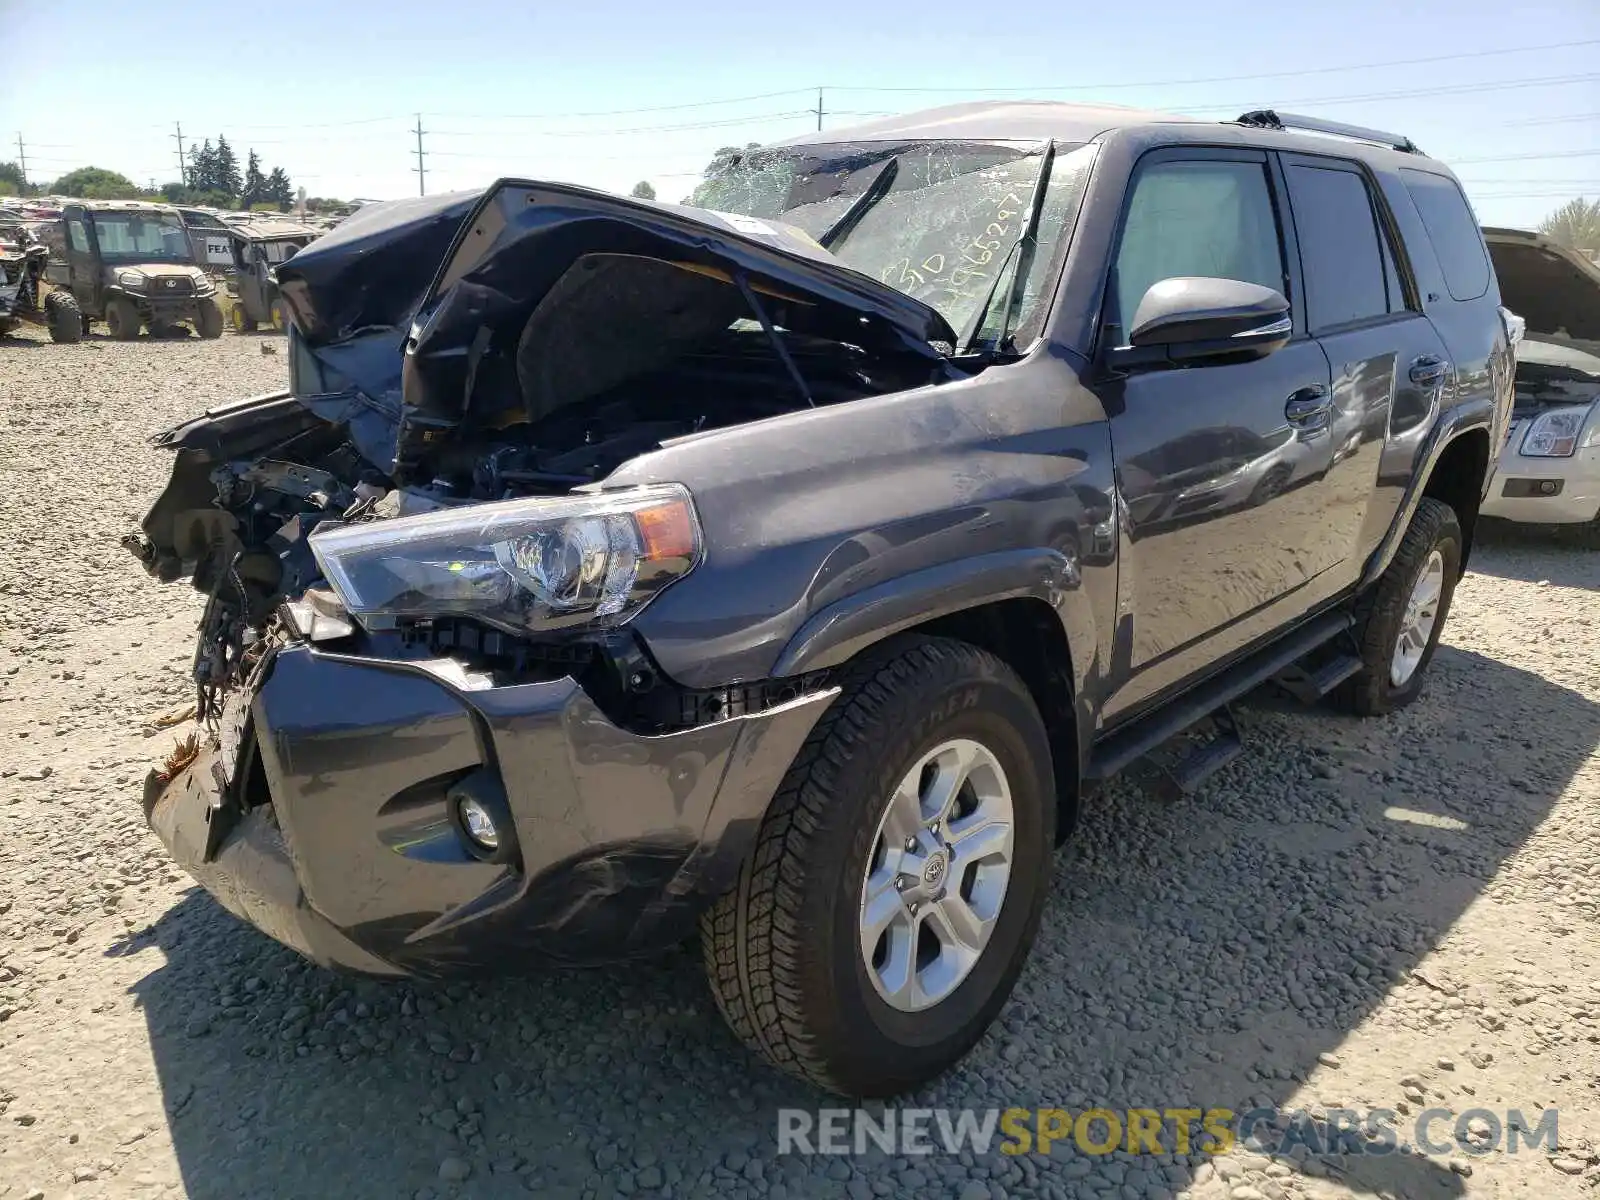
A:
[2,325,1599,1200]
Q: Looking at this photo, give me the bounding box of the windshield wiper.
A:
[958,140,1057,356]
[819,158,899,250]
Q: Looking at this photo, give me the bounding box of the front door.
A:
[61,206,102,313]
[1095,148,1337,719]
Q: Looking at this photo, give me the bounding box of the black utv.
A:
[53,201,224,340]
[0,216,82,342]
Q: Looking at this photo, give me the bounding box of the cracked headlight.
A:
[1519,405,1595,458]
[117,270,148,290]
[309,484,702,635]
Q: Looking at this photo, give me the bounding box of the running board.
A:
[1272,652,1364,705]
[1085,611,1353,784]
[1162,705,1244,797]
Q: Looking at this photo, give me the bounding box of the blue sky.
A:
[2,0,1596,227]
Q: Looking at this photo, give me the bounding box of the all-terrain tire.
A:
[44,291,84,344]
[700,636,1057,1097]
[106,296,141,341]
[1332,497,1462,717]
[194,297,224,340]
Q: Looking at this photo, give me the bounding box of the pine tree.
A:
[188,140,215,191]
[214,136,242,202]
[265,167,293,211]
[242,150,265,208]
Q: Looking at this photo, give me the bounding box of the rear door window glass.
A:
[1400,169,1491,301]
[1285,163,1390,331]
[67,219,90,252]
[1111,158,1285,337]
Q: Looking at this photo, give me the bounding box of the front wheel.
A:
[194,297,224,340]
[701,637,1056,1097]
[105,296,141,340]
[1333,496,1462,716]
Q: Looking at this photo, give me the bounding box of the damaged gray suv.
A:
[129,101,1509,1097]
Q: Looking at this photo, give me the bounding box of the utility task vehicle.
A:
[128,103,1508,1097]
[0,217,82,341]
[55,201,223,339]
[223,220,317,332]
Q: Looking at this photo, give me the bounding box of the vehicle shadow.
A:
[115,643,1597,1200]
[1471,520,1599,586]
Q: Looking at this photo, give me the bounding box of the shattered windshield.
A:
[90,212,194,262]
[690,139,1097,345]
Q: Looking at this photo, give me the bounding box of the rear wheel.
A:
[1333,496,1462,716]
[106,296,141,341]
[194,297,224,340]
[269,298,287,333]
[230,305,257,333]
[43,291,83,344]
[701,637,1056,1097]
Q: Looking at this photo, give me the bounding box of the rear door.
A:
[1278,153,1451,568]
[1097,147,1336,718]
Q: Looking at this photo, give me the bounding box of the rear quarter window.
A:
[1400,170,1491,302]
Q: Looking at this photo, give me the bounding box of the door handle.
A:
[1285,384,1332,425]
[1409,354,1450,388]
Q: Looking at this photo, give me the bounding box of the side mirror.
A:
[1119,277,1291,366]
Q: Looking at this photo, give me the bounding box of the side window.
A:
[1111,158,1285,338]
[1400,169,1490,301]
[66,219,90,253]
[1285,163,1392,331]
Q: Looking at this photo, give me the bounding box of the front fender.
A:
[770,547,1087,677]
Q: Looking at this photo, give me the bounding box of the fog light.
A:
[445,771,517,865]
[1539,480,1559,495]
[457,795,499,850]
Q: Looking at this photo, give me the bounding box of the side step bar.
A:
[1085,611,1354,784]
[1271,652,1364,705]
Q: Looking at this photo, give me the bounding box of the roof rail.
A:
[1236,110,1423,155]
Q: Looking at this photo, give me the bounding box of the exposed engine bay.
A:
[126,178,974,729]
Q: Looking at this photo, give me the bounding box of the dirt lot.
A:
[2,326,1598,1200]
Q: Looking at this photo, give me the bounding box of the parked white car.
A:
[1481,227,1600,543]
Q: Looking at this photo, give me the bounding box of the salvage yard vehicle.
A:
[0,217,82,342]
[1479,226,1600,544]
[223,220,317,332]
[56,201,224,340]
[127,102,1509,1098]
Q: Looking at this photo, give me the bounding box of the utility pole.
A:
[813,87,826,131]
[172,121,187,185]
[14,133,26,189]
[412,114,427,196]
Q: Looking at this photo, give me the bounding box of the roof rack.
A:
[1235,110,1423,155]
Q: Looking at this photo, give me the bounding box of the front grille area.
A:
[153,276,195,296]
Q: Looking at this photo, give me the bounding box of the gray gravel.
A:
[2,326,1599,1200]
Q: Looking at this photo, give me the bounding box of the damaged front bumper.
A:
[144,643,835,976]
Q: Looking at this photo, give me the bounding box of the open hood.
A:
[275,180,957,479]
[1485,227,1600,385]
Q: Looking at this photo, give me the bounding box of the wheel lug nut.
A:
[904,837,918,852]
[893,878,905,890]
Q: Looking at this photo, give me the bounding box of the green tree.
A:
[241,150,265,208]
[0,161,27,192]
[1539,197,1600,254]
[188,141,215,191]
[48,166,141,199]
[264,166,293,211]
[213,136,242,201]
[629,180,657,201]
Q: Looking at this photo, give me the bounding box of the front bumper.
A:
[145,645,835,976]
[1480,428,1600,525]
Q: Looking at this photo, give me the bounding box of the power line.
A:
[427,110,815,139]
[824,38,1600,94]
[425,89,816,121]
[1451,148,1600,165]
[1506,111,1600,127]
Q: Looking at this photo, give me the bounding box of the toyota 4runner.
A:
[127,102,1510,1097]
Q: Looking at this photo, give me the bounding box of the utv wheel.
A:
[701,636,1056,1097]
[44,292,84,343]
[106,296,141,341]
[269,299,287,334]
[230,305,257,333]
[194,298,224,340]
[1333,496,1461,717]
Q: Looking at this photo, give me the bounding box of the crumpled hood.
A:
[274,179,957,478]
